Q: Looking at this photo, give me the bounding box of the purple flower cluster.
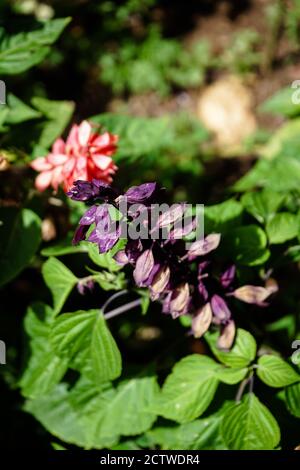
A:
[68,179,276,349]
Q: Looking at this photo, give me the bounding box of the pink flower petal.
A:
[66,124,79,147]
[52,138,65,154]
[30,157,52,172]
[35,170,53,191]
[91,154,112,170]
[62,157,76,175]
[51,165,64,191]
[78,120,92,147]
[47,153,68,165]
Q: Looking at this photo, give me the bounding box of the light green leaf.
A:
[5,94,41,124]
[0,18,70,75]
[259,86,300,118]
[90,313,122,383]
[42,257,78,315]
[241,190,285,224]
[266,213,299,244]
[215,366,248,385]
[153,355,219,423]
[88,242,123,272]
[0,207,41,287]
[221,393,281,450]
[285,382,300,418]
[19,303,68,398]
[257,355,300,387]
[31,97,74,152]
[261,118,300,159]
[205,329,257,368]
[50,310,122,383]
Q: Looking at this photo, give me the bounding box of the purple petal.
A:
[124,182,158,204]
[211,294,231,322]
[72,224,88,244]
[229,284,275,306]
[113,250,129,266]
[79,205,97,225]
[169,283,190,318]
[125,239,143,263]
[150,265,170,300]
[133,249,155,287]
[169,216,196,239]
[157,203,187,229]
[188,233,221,260]
[192,303,212,338]
[220,265,236,289]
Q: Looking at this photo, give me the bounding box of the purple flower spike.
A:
[211,294,231,323]
[188,233,221,260]
[123,182,158,204]
[67,179,117,203]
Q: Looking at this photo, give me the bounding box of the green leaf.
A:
[266,213,299,244]
[146,404,231,450]
[205,329,257,368]
[90,313,122,383]
[25,374,158,449]
[31,97,74,152]
[88,242,123,272]
[19,303,68,398]
[259,86,300,118]
[41,237,89,256]
[215,366,248,385]
[241,190,285,224]
[42,257,78,315]
[91,113,172,162]
[5,94,41,124]
[221,393,281,450]
[0,18,70,75]
[261,118,300,159]
[285,382,300,418]
[0,207,41,287]
[204,199,243,233]
[257,355,300,387]
[222,225,270,266]
[50,310,122,383]
[153,355,219,423]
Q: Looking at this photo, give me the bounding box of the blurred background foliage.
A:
[1,0,300,450]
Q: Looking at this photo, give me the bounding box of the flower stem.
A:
[104,299,142,320]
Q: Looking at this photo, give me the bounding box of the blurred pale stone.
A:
[197,76,257,153]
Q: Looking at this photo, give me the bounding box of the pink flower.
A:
[30,120,118,192]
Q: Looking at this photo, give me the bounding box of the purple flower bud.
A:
[123,182,158,204]
[67,179,118,203]
[150,265,170,300]
[113,250,129,266]
[211,294,231,322]
[77,278,94,295]
[165,283,190,318]
[220,265,236,289]
[187,233,221,260]
[192,303,212,338]
[217,320,236,350]
[72,224,89,244]
[125,239,143,263]
[133,249,155,287]
[229,284,275,306]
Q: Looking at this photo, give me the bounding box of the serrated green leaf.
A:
[90,313,122,383]
[42,257,78,315]
[0,18,70,75]
[257,355,300,387]
[204,199,243,233]
[205,329,257,368]
[0,207,41,287]
[19,303,68,398]
[266,213,299,244]
[221,393,281,450]
[153,355,219,423]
